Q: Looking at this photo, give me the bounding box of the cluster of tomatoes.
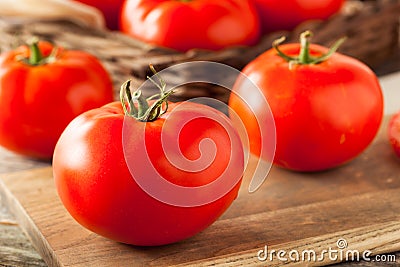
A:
[0,0,397,247]
[77,0,345,51]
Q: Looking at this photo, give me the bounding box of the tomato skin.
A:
[389,112,400,158]
[229,43,383,172]
[53,101,244,246]
[75,0,126,30]
[120,0,261,52]
[253,0,344,33]
[0,42,114,160]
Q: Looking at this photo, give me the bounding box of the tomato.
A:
[229,31,384,172]
[389,112,400,158]
[120,0,261,52]
[253,0,345,33]
[52,75,244,246]
[75,0,126,30]
[0,40,114,160]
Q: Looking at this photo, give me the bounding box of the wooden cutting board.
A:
[1,117,400,267]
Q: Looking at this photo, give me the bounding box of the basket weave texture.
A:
[0,0,399,102]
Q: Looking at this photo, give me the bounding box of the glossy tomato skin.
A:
[120,0,261,52]
[229,44,383,172]
[389,112,400,158]
[76,0,125,30]
[253,0,344,33]
[53,101,244,246]
[0,42,114,160]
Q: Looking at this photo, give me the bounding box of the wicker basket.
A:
[0,0,399,103]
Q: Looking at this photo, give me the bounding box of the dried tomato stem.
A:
[120,65,175,122]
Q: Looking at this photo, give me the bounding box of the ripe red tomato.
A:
[389,112,400,158]
[253,0,345,33]
[75,0,126,30]
[229,32,384,172]
[53,79,244,246]
[0,40,114,160]
[120,0,261,52]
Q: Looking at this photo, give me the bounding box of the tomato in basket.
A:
[253,0,345,33]
[120,0,261,52]
[76,0,126,30]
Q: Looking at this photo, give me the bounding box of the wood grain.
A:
[0,146,49,267]
[0,117,400,266]
[0,222,47,267]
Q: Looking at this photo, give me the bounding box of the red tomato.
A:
[52,79,244,246]
[253,0,345,33]
[120,0,261,52]
[0,40,114,160]
[75,0,126,30]
[229,32,383,172]
[389,112,400,158]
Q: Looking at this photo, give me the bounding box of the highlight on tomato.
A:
[0,39,114,160]
[53,65,245,246]
[229,31,384,172]
[253,0,345,33]
[120,0,261,52]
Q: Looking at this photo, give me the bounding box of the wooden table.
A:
[0,147,48,266]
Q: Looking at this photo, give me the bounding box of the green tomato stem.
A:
[299,31,312,64]
[273,30,347,66]
[18,37,59,66]
[28,37,43,66]
[120,64,175,122]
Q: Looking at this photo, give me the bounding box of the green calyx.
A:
[19,37,58,66]
[120,64,175,122]
[273,30,346,66]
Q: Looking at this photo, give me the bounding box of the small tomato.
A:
[389,112,400,158]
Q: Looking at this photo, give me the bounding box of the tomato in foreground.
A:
[53,71,244,246]
[253,0,344,33]
[229,31,383,172]
[120,0,261,52]
[0,40,114,160]
[75,0,125,30]
[389,112,400,158]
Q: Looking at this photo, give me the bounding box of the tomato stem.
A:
[299,31,312,64]
[28,37,43,66]
[18,37,59,66]
[120,65,175,122]
[273,30,347,66]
